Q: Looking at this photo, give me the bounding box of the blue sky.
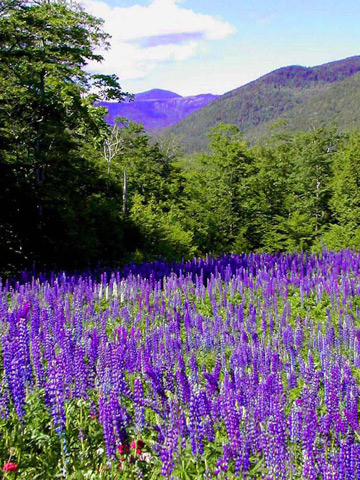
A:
[83,0,360,96]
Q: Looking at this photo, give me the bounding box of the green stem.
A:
[80,403,86,465]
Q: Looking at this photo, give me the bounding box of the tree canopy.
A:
[0,0,129,272]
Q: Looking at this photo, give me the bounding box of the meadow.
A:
[1,251,360,479]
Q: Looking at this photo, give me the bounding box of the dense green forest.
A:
[167,56,360,152]
[1,0,360,275]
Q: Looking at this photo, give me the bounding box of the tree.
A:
[322,131,360,250]
[249,138,291,251]
[201,123,255,253]
[0,0,130,272]
[261,127,339,251]
[287,127,338,234]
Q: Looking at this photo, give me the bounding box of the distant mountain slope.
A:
[247,72,360,142]
[99,89,218,131]
[166,56,360,152]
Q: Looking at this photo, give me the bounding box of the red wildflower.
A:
[90,414,96,419]
[117,445,129,454]
[136,448,142,455]
[136,439,145,449]
[130,440,136,449]
[2,462,18,472]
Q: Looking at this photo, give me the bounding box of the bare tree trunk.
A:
[35,66,46,229]
[122,169,127,216]
[315,163,320,232]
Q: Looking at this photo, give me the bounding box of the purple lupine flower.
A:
[160,402,179,478]
[73,344,88,399]
[134,377,145,431]
[31,336,45,389]
[188,392,200,456]
[322,463,337,480]
[2,334,26,419]
[45,357,66,437]
[98,391,116,458]
[302,449,317,480]
[324,365,341,424]
[145,366,167,401]
[221,387,240,455]
[350,444,360,479]
[189,353,198,383]
[109,388,128,445]
[262,400,288,480]
[179,410,189,448]
[244,412,261,456]
[203,372,219,395]
[289,401,303,443]
[87,328,100,388]
[337,442,352,480]
[175,367,191,405]
[295,318,304,351]
[17,315,33,385]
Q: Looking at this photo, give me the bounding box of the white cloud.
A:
[82,0,236,81]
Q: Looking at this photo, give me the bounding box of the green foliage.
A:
[313,131,360,251]
[0,0,196,273]
[129,193,195,261]
[178,124,256,255]
[0,0,130,273]
[330,131,360,224]
[178,124,356,255]
[2,1,360,272]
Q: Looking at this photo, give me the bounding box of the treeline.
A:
[179,123,360,255]
[1,1,360,275]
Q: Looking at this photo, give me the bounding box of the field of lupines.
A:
[1,252,360,479]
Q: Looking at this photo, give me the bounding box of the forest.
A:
[1,0,360,276]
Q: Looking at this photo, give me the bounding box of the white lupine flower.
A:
[112,281,118,297]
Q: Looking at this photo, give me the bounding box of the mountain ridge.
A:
[166,55,360,152]
[99,89,218,131]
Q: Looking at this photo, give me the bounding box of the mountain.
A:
[247,71,360,142]
[99,89,218,131]
[134,89,181,101]
[166,56,360,152]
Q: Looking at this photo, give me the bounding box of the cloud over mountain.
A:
[83,0,236,80]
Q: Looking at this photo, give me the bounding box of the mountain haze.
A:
[166,56,360,152]
[99,89,218,131]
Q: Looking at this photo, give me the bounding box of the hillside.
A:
[247,72,360,142]
[99,89,218,131]
[166,56,360,152]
